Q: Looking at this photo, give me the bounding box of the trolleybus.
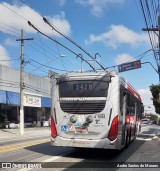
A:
[50,71,143,150]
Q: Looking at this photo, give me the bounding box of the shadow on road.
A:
[25,139,145,170]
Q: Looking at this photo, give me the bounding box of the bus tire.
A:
[125,131,130,148]
[129,129,131,142]
[138,125,141,134]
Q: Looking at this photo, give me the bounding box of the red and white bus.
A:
[50,71,143,150]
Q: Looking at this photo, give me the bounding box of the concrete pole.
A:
[16,30,34,135]
[20,29,24,135]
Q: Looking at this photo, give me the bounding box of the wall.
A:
[0,65,50,98]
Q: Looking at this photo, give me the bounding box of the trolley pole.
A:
[16,30,34,135]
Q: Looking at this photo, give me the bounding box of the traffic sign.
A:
[118,60,141,73]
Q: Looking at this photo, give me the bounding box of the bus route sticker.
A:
[61,125,68,132]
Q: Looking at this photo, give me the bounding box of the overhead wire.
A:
[24,54,74,77]
[18,0,71,72]
[43,17,107,72]
[0,2,68,72]
[28,21,96,72]
[139,0,159,67]
[19,0,107,72]
[105,48,153,70]
[0,1,95,73]
[29,59,72,72]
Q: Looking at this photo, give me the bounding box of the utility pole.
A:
[142,15,160,81]
[16,30,34,135]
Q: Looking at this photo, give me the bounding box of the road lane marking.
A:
[136,137,152,141]
[0,135,50,143]
[0,138,49,153]
[17,151,72,171]
[152,136,158,140]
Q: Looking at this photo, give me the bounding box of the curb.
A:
[157,131,160,138]
[1,129,18,135]
[0,128,51,142]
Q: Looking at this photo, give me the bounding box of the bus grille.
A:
[60,101,106,114]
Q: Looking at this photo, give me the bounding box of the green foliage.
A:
[149,84,160,114]
[150,114,158,121]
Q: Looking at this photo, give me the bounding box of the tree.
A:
[150,114,158,121]
[150,84,160,114]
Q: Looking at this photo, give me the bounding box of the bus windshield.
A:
[58,76,110,98]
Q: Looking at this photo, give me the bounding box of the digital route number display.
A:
[73,83,93,91]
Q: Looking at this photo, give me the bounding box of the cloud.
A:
[75,0,125,17]
[85,25,147,49]
[115,53,134,65]
[0,45,10,66]
[58,0,66,6]
[138,88,156,113]
[0,2,71,36]
[4,38,18,47]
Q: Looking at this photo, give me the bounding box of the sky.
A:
[0,0,158,114]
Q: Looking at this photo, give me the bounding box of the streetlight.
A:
[141,62,160,82]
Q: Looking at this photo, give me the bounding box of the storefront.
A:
[0,65,51,128]
[0,90,51,128]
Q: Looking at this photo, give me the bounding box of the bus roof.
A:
[120,77,141,101]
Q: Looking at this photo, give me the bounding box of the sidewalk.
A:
[0,127,51,142]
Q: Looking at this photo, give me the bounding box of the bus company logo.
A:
[2,163,11,169]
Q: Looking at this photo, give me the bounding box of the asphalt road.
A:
[0,124,159,171]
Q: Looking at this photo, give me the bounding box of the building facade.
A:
[0,65,51,128]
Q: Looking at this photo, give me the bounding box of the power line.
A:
[28,21,96,72]
[0,58,19,61]
[29,59,72,72]
[139,0,160,81]
[43,17,107,72]
[0,2,87,73]
[105,48,153,69]
[25,55,67,76]
[0,3,27,21]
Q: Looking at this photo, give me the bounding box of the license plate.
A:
[75,127,88,133]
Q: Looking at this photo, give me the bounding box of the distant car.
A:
[142,119,150,124]
[153,120,157,124]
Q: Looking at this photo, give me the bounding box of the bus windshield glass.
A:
[58,76,110,98]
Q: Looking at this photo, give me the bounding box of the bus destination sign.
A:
[118,60,141,73]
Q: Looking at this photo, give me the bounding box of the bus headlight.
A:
[70,115,77,123]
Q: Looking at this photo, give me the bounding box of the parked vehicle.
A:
[142,119,150,124]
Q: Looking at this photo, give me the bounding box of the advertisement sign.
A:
[24,95,41,107]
